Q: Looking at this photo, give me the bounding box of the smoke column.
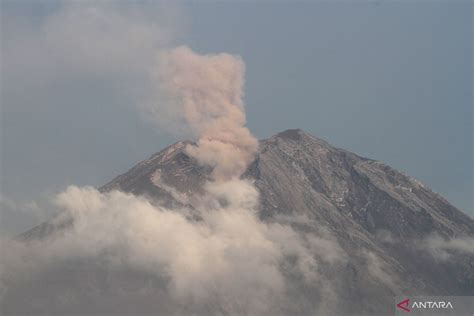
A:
[157,46,258,180]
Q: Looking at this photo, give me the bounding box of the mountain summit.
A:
[7,129,474,315]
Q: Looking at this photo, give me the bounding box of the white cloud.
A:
[421,234,474,261]
[1,185,346,314]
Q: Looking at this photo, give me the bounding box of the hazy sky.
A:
[1,1,472,236]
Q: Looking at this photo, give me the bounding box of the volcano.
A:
[6,129,474,316]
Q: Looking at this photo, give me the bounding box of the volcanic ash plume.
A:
[157,46,258,180]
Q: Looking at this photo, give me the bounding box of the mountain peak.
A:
[276,128,306,140]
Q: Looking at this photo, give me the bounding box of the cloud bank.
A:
[1,183,346,314]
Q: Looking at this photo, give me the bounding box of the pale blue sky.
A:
[1,1,472,236]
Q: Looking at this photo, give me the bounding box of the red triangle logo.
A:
[397,298,411,312]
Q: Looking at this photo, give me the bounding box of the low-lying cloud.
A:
[1,184,346,315]
[420,234,474,261]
